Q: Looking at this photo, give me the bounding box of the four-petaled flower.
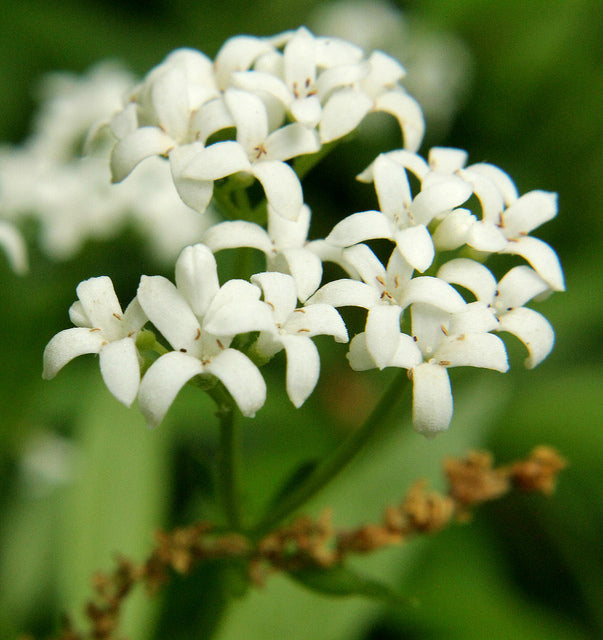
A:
[42,276,146,406]
[136,244,275,427]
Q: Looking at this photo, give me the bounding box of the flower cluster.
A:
[42,28,563,436]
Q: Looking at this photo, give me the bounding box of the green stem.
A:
[211,388,243,531]
[253,369,411,537]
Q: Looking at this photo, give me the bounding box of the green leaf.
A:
[289,564,412,606]
[267,460,319,511]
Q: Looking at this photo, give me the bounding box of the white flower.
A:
[437,258,555,368]
[307,245,466,369]
[348,301,508,436]
[136,244,275,426]
[0,220,28,274]
[328,152,472,271]
[427,147,565,292]
[179,88,316,219]
[202,204,323,301]
[251,271,348,407]
[42,276,146,406]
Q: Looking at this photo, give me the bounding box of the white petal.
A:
[428,147,468,173]
[169,142,214,213]
[432,208,476,251]
[466,220,508,252]
[251,271,298,322]
[501,236,565,291]
[204,280,275,335]
[268,202,310,249]
[448,301,499,335]
[290,96,323,128]
[347,332,376,371]
[214,35,273,88]
[411,363,453,437]
[203,221,272,254]
[390,333,423,369]
[437,258,497,304]
[137,275,202,352]
[435,333,509,372]
[502,190,557,238]
[307,279,380,309]
[42,327,105,379]
[327,211,393,247]
[225,88,269,153]
[151,66,190,141]
[191,97,235,143]
[251,160,303,220]
[467,163,518,205]
[264,123,320,161]
[373,90,425,152]
[459,168,504,225]
[175,244,220,318]
[497,307,554,368]
[366,305,403,369]
[76,276,124,338]
[496,265,550,310]
[393,225,435,273]
[184,141,251,180]
[319,88,373,143]
[274,248,323,302]
[205,348,266,417]
[286,303,348,343]
[410,175,473,225]
[399,276,466,313]
[373,154,412,220]
[281,335,320,407]
[99,337,140,406]
[231,70,292,105]
[110,127,174,183]
[138,351,203,428]
[284,27,316,92]
[0,221,28,274]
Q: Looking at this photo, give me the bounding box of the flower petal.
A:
[432,208,476,251]
[502,190,557,238]
[274,248,323,302]
[138,351,204,428]
[42,327,106,379]
[251,271,298,322]
[137,275,202,352]
[373,90,424,152]
[319,88,373,143]
[366,304,403,369]
[169,142,214,213]
[411,362,453,437]
[497,307,554,368]
[0,221,28,275]
[281,334,320,407]
[99,337,140,406]
[326,210,393,247]
[393,225,435,272]
[307,279,380,309]
[286,303,348,343]
[501,236,565,291]
[264,123,320,161]
[205,348,266,417]
[110,127,174,183]
[76,276,124,338]
[410,175,472,225]
[399,276,466,313]
[203,220,273,254]
[174,243,220,318]
[225,88,269,153]
[435,333,509,372]
[184,140,252,180]
[347,332,376,370]
[437,258,497,304]
[251,160,303,220]
[495,265,550,310]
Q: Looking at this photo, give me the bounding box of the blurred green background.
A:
[0,0,601,638]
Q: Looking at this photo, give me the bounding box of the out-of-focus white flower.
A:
[251,271,348,407]
[0,219,28,274]
[309,0,473,136]
[136,244,274,426]
[42,276,146,406]
[437,258,555,368]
